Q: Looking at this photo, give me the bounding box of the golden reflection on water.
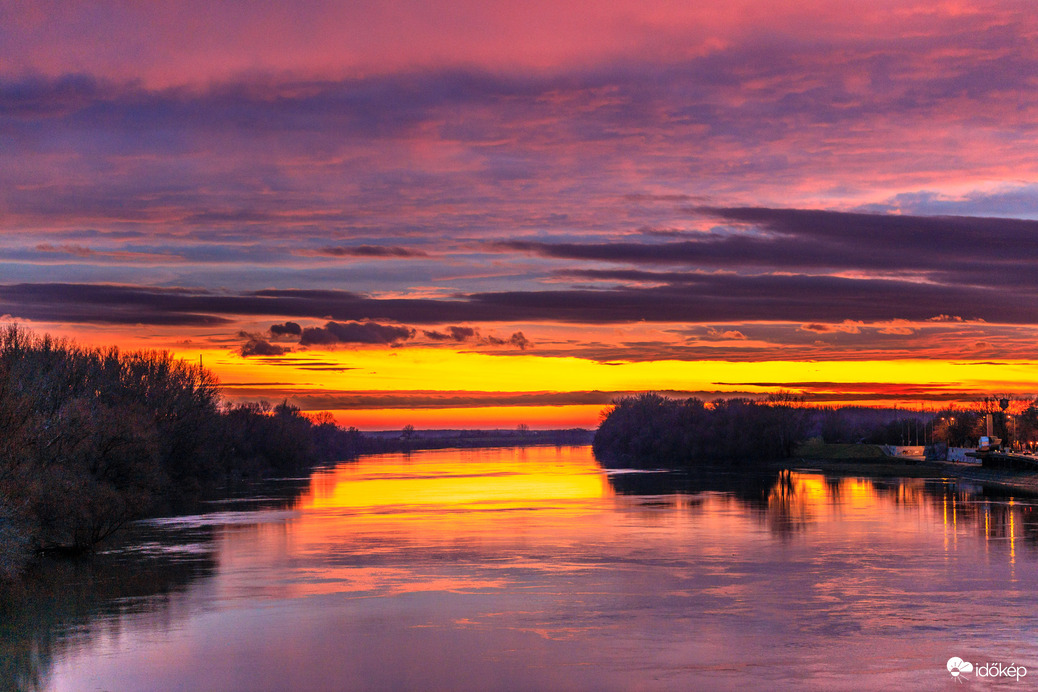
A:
[209,447,614,602]
[297,446,611,513]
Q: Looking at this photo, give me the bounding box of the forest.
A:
[0,326,382,579]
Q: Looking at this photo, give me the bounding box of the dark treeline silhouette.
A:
[817,401,1038,450]
[0,326,383,578]
[816,405,978,447]
[593,393,1038,469]
[593,392,810,468]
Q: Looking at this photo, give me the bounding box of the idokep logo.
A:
[947,656,1028,683]
[947,657,974,681]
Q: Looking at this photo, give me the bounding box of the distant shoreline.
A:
[375,428,594,451]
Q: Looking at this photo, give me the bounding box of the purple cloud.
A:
[269,321,302,336]
[310,246,429,258]
[423,326,477,341]
[239,337,291,357]
[299,321,416,346]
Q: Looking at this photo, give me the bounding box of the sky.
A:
[4,0,1038,428]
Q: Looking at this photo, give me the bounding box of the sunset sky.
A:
[4,1,1038,428]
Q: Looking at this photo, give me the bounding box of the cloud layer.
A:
[4,2,1038,413]
[6,202,1038,332]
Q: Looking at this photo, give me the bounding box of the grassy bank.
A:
[795,439,889,460]
[785,439,937,476]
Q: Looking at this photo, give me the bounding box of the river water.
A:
[7,445,1038,690]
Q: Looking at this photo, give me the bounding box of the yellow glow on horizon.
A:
[312,405,603,430]
[153,344,1038,427]
[177,346,1038,395]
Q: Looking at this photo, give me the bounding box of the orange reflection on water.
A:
[210,453,1038,620]
[211,446,613,601]
[297,446,610,513]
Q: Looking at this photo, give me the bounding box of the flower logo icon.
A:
[948,657,974,681]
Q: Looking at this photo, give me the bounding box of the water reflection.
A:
[0,530,217,692]
[607,463,1038,554]
[605,465,776,507]
[302,446,609,512]
[6,446,1038,691]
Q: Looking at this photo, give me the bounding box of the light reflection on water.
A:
[15,446,1038,690]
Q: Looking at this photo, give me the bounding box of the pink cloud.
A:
[3,2,1033,87]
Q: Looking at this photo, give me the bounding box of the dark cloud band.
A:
[4,208,1038,329]
[0,275,1028,328]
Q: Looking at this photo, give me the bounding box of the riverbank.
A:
[786,440,936,477]
[930,460,1038,495]
[789,441,1038,495]
[786,458,944,478]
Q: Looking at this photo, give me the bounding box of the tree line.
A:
[817,401,1038,450]
[593,392,1038,470]
[593,392,810,468]
[0,326,386,579]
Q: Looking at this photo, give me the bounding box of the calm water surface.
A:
[9,446,1038,690]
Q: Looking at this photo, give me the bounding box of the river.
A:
[5,445,1038,690]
